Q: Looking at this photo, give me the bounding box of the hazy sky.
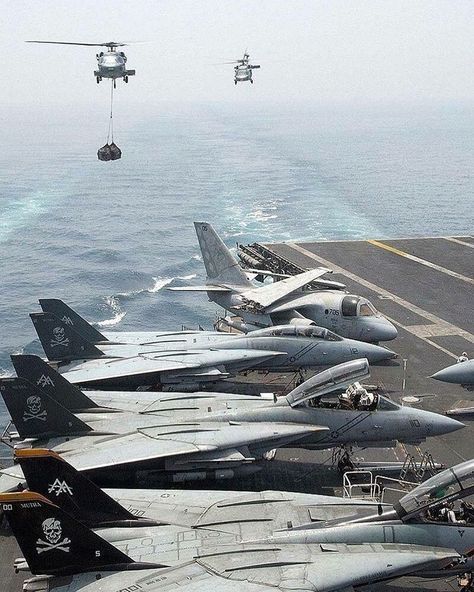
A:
[2,0,473,108]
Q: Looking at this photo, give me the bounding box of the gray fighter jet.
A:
[169,223,398,342]
[0,357,462,491]
[432,359,474,390]
[30,307,395,390]
[29,311,285,388]
[1,450,469,591]
[38,299,396,366]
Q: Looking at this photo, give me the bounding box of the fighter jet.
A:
[29,307,395,390]
[29,311,285,388]
[37,299,396,364]
[431,359,474,390]
[258,459,474,576]
[0,357,462,491]
[169,222,398,342]
[0,450,468,591]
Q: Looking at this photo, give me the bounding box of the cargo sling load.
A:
[98,80,122,161]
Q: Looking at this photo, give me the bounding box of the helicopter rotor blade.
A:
[25,41,109,46]
[24,41,137,47]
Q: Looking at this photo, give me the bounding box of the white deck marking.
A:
[444,237,474,249]
[367,239,474,285]
[287,242,473,360]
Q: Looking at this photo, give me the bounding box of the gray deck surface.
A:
[2,235,473,592]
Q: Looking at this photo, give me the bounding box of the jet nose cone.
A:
[360,320,398,343]
[362,343,398,363]
[432,414,465,436]
[431,362,469,384]
[374,321,398,342]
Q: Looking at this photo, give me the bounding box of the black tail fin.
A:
[30,312,105,362]
[0,377,92,438]
[39,299,108,343]
[15,449,138,527]
[0,491,135,575]
[11,354,98,411]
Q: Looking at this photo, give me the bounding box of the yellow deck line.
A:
[367,239,474,285]
[287,242,473,360]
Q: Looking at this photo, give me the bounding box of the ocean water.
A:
[0,101,472,427]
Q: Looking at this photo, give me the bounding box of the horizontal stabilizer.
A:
[286,358,370,407]
[241,267,333,308]
[11,354,98,410]
[0,377,92,438]
[167,285,232,292]
[0,491,136,575]
[15,449,138,526]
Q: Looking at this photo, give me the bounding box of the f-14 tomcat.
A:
[2,449,472,592]
[29,304,395,389]
[169,222,398,342]
[0,357,462,491]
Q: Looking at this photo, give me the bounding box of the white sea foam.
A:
[96,296,127,327]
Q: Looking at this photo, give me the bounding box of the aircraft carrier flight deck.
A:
[1,235,473,592]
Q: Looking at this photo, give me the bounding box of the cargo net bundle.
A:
[98,80,122,161]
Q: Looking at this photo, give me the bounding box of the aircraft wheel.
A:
[234,81,237,85]
[113,80,116,89]
[250,80,254,84]
[96,77,100,84]
[124,76,128,83]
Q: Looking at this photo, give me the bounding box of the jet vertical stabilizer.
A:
[0,491,140,575]
[11,354,99,411]
[15,449,147,527]
[30,312,105,362]
[39,298,108,343]
[194,221,253,288]
[0,377,92,438]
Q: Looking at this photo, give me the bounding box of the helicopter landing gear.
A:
[124,76,129,83]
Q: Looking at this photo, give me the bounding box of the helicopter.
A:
[224,51,260,84]
[25,41,136,88]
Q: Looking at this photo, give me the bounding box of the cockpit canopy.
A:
[250,325,342,341]
[341,296,378,318]
[396,459,474,520]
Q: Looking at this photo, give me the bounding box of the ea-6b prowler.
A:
[2,450,473,592]
[0,356,462,491]
[169,222,398,342]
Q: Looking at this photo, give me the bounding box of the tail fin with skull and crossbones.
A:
[38,299,108,344]
[30,312,105,362]
[0,491,143,576]
[11,354,99,411]
[0,377,92,439]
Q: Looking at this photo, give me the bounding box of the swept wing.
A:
[240,267,332,308]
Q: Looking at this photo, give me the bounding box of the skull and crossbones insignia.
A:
[36,518,71,554]
[23,396,47,422]
[50,326,69,348]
